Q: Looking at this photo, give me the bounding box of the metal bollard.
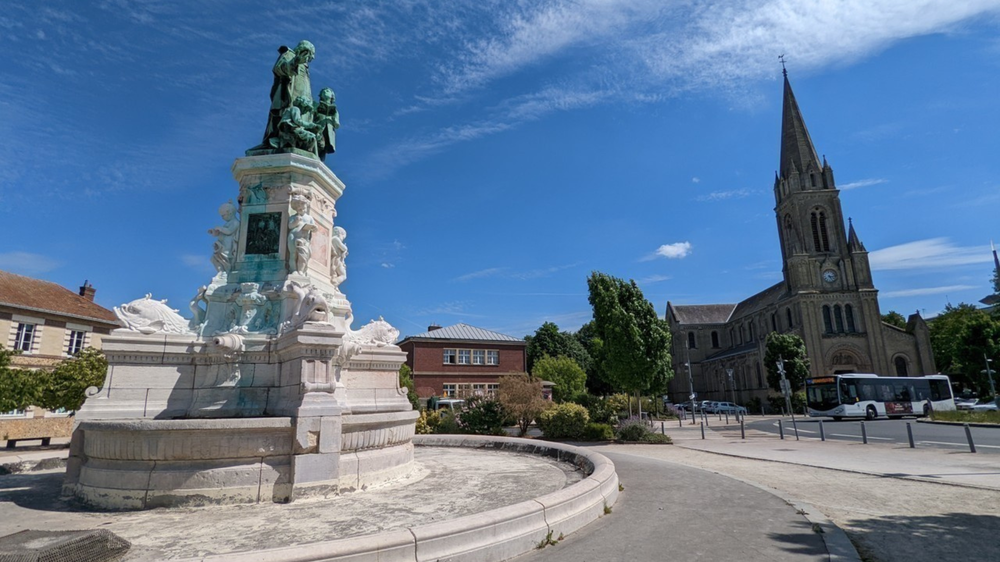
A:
[679,415,683,428]
[778,419,785,440]
[906,422,915,448]
[792,418,800,441]
[703,411,709,427]
[661,421,665,435]
[700,422,705,440]
[964,424,977,453]
[725,411,729,424]
[861,421,868,444]
[819,420,825,441]
[740,419,745,440]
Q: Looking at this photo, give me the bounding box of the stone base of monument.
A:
[64,153,420,510]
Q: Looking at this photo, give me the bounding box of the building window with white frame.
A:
[443,349,457,364]
[472,383,486,395]
[472,349,485,365]
[486,350,499,365]
[458,349,471,365]
[0,408,26,418]
[67,330,87,356]
[14,323,35,352]
[442,383,457,397]
[487,383,499,394]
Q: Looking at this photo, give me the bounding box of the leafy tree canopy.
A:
[0,346,36,413]
[586,272,672,397]
[763,332,810,393]
[37,347,108,412]
[532,355,587,403]
[497,372,550,437]
[398,364,421,410]
[882,311,907,330]
[525,322,593,375]
[930,303,1000,396]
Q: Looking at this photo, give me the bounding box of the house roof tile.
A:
[0,270,118,325]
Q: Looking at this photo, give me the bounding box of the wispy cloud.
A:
[636,274,672,285]
[414,301,486,319]
[840,178,888,191]
[696,189,755,202]
[454,267,508,282]
[0,252,61,276]
[881,284,979,298]
[642,242,693,261]
[869,238,992,271]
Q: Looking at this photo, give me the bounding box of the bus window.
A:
[840,379,858,402]
[929,380,951,401]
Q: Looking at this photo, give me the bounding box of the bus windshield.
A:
[806,383,839,411]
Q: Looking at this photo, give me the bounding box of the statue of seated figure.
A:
[274,95,319,156]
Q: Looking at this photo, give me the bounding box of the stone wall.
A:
[0,416,74,441]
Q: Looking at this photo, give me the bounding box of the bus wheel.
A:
[865,406,877,421]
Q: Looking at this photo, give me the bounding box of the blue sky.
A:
[2,1,1000,339]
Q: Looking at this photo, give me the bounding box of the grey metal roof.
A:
[401,323,522,342]
[668,303,736,325]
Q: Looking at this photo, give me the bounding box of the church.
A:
[665,73,936,406]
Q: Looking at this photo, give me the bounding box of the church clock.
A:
[822,269,838,283]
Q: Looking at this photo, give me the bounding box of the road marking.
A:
[830,433,893,441]
[918,440,1000,450]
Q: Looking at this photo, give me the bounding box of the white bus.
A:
[805,374,955,420]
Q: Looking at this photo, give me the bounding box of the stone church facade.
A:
[665,74,936,406]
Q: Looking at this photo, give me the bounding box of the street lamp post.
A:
[777,357,799,439]
[984,354,998,408]
[726,368,737,421]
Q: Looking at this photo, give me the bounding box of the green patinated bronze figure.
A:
[247,40,339,161]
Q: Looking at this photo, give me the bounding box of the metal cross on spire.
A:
[778,54,788,77]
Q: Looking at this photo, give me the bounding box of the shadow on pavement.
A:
[846,512,1000,562]
[767,519,829,558]
[0,470,72,513]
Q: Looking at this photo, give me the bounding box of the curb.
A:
[916,419,1000,429]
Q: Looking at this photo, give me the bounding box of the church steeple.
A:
[847,218,866,252]
[779,74,823,183]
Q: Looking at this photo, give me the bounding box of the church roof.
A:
[399,323,523,343]
[730,282,787,320]
[668,303,736,325]
[779,73,822,178]
[0,270,118,325]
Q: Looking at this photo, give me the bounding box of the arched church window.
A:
[810,174,817,187]
[810,212,821,251]
[894,356,909,377]
[756,363,764,388]
[729,329,734,347]
[786,308,793,329]
[687,332,696,349]
[771,313,777,332]
[834,305,845,333]
[711,331,720,348]
[748,323,754,342]
[845,304,856,333]
[822,305,833,334]
[819,212,830,251]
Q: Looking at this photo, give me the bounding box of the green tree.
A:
[497,372,551,436]
[525,322,593,375]
[930,304,1000,396]
[0,346,37,413]
[574,321,614,395]
[36,347,108,412]
[398,364,421,410]
[532,355,587,403]
[586,272,673,416]
[455,395,507,435]
[763,333,810,393]
[882,311,907,329]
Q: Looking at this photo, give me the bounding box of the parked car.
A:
[712,402,747,415]
[955,398,979,411]
[970,400,998,412]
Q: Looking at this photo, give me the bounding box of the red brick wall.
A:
[399,340,526,398]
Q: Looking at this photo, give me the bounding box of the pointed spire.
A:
[993,240,1000,275]
[847,218,866,252]
[779,73,821,181]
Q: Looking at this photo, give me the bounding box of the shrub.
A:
[573,394,616,425]
[456,396,507,435]
[433,409,461,434]
[498,373,551,436]
[745,396,763,415]
[538,402,590,439]
[415,410,432,434]
[606,394,631,418]
[583,422,614,441]
[615,417,649,441]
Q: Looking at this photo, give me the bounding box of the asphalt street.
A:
[744,417,1000,454]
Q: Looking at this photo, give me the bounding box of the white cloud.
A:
[454,267,507,282]
[643,242,693,261]
[0,252,61,275]
[881,285,979,298]
[691,177,700,183]
[869,238,993,271]
[637,274,672,285]
[840,178,888,190]
[696,189,755,202]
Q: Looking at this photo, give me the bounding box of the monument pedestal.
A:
[64,154,416,509]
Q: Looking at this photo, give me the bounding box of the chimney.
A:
[79,280,96,301]
[427,324,442,332]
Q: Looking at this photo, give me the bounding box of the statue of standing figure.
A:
[208,201,240,273]
[246,40,341,162]
[330,226,348,292]
[287,189,317,275]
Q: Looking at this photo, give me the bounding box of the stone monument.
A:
[63,41,415,510]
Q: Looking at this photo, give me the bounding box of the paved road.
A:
[744,417,1000,453]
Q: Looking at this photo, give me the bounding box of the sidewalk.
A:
[0,438,70,471]
[662,417,1000,490]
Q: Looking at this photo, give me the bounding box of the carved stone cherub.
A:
[208,201,240,273]
[234,282,267,333]
[287,189,317,275]
[330,226,347,291]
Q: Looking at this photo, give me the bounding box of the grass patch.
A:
[931,410,1000,424]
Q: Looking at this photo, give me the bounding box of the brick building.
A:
[397,323,528,399]
[664,74,935,406]
[0,270,119,418]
